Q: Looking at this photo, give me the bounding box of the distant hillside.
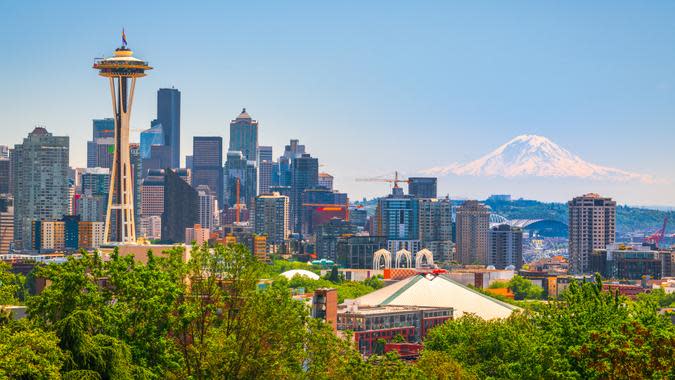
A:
[484,199,673,235]
[354,197,673,235]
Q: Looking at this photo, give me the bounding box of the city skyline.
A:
[2,1,674,205]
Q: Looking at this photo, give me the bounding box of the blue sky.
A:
[1,1,674,205]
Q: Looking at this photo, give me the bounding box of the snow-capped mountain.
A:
[423,135,655,183]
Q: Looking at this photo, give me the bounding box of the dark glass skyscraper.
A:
[228,108,258,162]
[291,153,318,232]
[157,88,181,168]
[192,136,223,205]
[162,169,198,243]
[408,177,437,198]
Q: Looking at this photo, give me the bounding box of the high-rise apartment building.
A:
[254,193,289,246]
[140,172,165,218]
[291,153,318,232]
[408,177,437,199]
[455,200,490,265]
[488,224,523,269]
[13,127,69,250]
[375,186,420,254]
[229,108,258,162]
[157,88,181,168]
[568,193,616,274]
[0,146,9,159]
[192,136,223,205]
[258,145,274,195]
[418,198,453,261]
[162,169,198,243]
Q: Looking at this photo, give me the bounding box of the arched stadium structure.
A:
[503,219,568,237]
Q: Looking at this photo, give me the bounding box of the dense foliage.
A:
[425,274,675,379]
[1,248,674,379]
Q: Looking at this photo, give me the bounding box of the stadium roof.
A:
[350,273,519,319]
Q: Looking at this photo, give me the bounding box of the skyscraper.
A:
[488,224,523,269]
[192,136,223,205]
[86,137,114,169]
[318,172,334,190]
[12,127,69,250]
[0,195,14,254]
[253,192,289,246]
[93,39,152,243]
[78,167,111,223]
[375,185,420,254]
[258,160,274,195]
[300,188,349,236]
[224,151,257,208]
[92,118,115,139]
[568,193,616,274]
[157,88,181,168]
[258,145,273,163]
[196,185,218,230]
[87,119,116,169]
[315,218,358,261]
[408,177,437,199]
[418,197,453,261]
[140,119,164,159]
[455,200,490,265]
[229,108,258,162]
[162,169,198,243]
[0,158,9,194]
[291,153,319,232]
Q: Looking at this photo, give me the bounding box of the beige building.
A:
[78,221,105,249]
[568,193,616,274]
[31,221,65,251]
[455,200,490,265]
[185,224,210,245]
[0,196,13,254]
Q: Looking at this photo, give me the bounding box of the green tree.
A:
[507,275,543,300]
[0,322,65,379]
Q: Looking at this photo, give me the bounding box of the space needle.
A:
[93,31,152,243]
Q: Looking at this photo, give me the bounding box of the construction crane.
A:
[355,171,410,189]
[644,216,668,248]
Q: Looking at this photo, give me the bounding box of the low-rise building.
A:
[591,243,662,280]
[337,304,452,356]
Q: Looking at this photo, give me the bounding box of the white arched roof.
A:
[280,269,320,281]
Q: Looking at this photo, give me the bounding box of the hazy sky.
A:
[1,1,674,205]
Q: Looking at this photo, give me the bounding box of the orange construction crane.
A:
[355,171,409,189]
